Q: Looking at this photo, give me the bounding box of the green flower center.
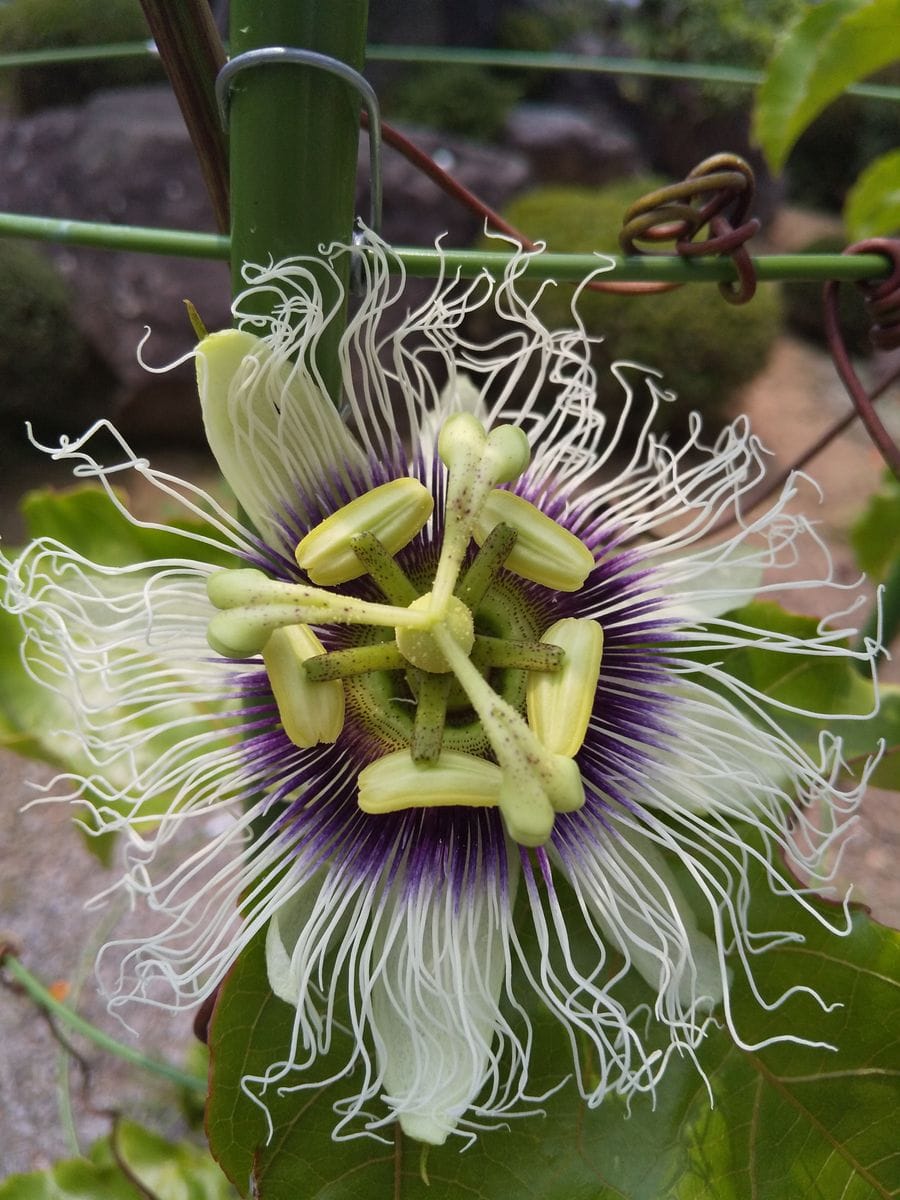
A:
[206,414,603,847]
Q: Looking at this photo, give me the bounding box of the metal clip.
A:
[215,46,383,243]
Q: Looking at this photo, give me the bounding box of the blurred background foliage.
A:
[0,0,893,456]
[0,0,160,112]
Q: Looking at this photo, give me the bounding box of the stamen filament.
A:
[410,672,452,763]
[471,635,564,672]
[304,640,406,681]
[350,532,419,606]
[455,523,517,608]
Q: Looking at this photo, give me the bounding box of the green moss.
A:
[0,0,160,113]
[490,181,782,427]
[0,240,96,429]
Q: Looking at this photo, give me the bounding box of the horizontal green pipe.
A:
[0,211,891,284]
[0,211,230,258]
[0,40,161,70]
[0,41,896,103]
[368,44,900,103]
[2,953,206,1093]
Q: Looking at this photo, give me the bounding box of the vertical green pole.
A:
[228,0,368,402]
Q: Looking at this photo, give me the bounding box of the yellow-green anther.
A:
[295,479,433,586]
[395,593,474,674]
[263,625,345,749]
[304,641,406,681]
[474,491,595,591]
[358,748,503,814]
[431,415,531,609]
[527,618,604,756]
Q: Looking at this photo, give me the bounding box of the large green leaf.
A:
[206,848,900,1199]
[18,484,237,570]
[753,0,900,171]
[0,1120,237,1200]
[0,484,234,756]
[846,148,900,239]
[851,473,900,582]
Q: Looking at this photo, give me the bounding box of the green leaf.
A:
[206,849,900,1199]
[846,148,900,238]
[0,1120,237,1200]
[679,892,900,1200]
[753,0,900,172]
[19,484,236,570]
[851,473,900,581]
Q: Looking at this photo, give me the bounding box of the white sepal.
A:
[196,328,366,549]
[564,819,725,1013]
[371,860,518,1144]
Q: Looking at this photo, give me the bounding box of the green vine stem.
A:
[0,212,891,285]
[228,0,368,403]
[1,952,205,1093]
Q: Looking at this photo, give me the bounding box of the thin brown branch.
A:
[139,0,229,233]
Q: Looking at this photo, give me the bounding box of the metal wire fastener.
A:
[215,46,383,239]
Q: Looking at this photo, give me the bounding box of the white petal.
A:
[653,547,764,622]
[266,875,331,1007]
[371,862,518,1144]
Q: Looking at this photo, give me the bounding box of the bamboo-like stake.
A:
[228,0,368,403]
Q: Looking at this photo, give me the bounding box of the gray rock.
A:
[504,101,644,187]
[0,86,230,445]
[0,89,534,445]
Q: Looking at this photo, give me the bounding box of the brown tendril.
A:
[621,153,760,304]
[824,238,900,479]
